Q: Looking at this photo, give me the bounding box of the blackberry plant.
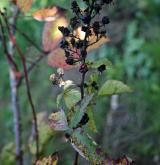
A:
[48,0,133,164]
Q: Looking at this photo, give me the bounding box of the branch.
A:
[0,15,19,72]
[0,10,23,165]
[10,23,49,54]
[17,52,48,87]
[8,25,51,87]
[1,13,40,160]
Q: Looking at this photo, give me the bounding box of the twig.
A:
[2,13,40,160]
[17,52,47,87]
[0,16,19,72]
[10,23,49,54]
[0,10,23,165]
[16,45,40,160]
[8,24,52,87]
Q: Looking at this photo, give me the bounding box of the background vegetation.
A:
[0,0,160,164]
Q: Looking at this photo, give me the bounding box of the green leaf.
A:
[56,93,63,108]
[56,80,80,109]
[89,58,112,69]
[89,73,99,82]
[87,106,97,133]
[70,129,105,164]
[98,80,132,96]
[29,112,53,154]
[69,94,94,128]
[0,142,15,165]
[64,89,81,109]
[70,129,132,165]
[49,109,69,131]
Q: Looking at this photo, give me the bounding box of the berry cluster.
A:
[58,0,111,73]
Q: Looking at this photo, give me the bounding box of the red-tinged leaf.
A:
[42,16,68,51]
[49,109,69,131]
[36,153,58,165]
[16,0,32,13]
[32,7,58,22]
[48,48,79,70]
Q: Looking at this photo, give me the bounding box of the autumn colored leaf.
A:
[48,48,78,70]
[32,7,58,22]
[43,16,68,52]
[49,109,68,131]
[36,153,58,165]
[87,36,110,52]
[15,0,32,13]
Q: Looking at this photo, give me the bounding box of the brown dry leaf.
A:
[87,36,110,52]
[16,0,32,13]
[43,16,68,52]
[32,7,58,21]
[35,153,58,165]
[48,48,78,70]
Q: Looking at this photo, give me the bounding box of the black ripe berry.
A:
[70,38,76,47]
[81,26,88,32]
[98,64,106,72]
[71,1,80,13]
[79,113,89,125]
[84,83,88,88]
[70,17,80,29]
[82,15,91,24]
[102,16,110,25]
[79,64,88,73]
[58,26,70,36]
[94,3,102,14]
[65,57,74,65]
[60,39,69,48]
[64,50,70,58]
[103,0,113,4]
[65,133,70,139]
[91,81,99,90]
